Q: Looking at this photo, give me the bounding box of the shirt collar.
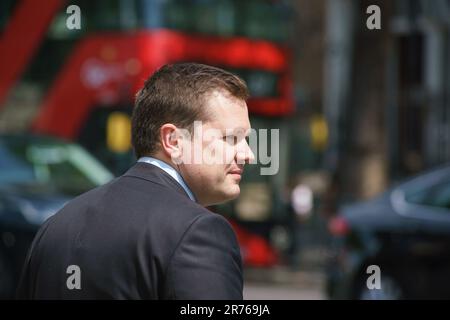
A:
[137,157,196,202]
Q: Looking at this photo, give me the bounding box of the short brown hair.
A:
[132,63,249,158]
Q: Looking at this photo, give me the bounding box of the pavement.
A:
[243,266,328,300]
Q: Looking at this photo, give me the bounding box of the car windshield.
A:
[0,137,114,195]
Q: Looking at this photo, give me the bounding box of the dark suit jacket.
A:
[16,162,243,299]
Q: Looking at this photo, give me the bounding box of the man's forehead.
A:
[204,90,251,130]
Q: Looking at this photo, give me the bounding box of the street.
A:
[244,283,325,300]
[243,267,327,300]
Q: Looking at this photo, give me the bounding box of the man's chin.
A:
[204,187,240,206]
[227,183,241,197]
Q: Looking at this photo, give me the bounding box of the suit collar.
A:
[123,162,195,201]
[137,157,196,201]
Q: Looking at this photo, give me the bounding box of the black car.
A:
[327,164,450,299]
[0,134,114,298]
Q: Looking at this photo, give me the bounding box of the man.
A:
[16,63,255,299]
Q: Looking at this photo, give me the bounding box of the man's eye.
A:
[223,136,238,144]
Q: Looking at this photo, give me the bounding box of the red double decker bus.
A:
[1,0,295,267]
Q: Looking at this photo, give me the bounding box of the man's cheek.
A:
[201,139,224,165]
[222,144,236,164]
[179,144,193,164]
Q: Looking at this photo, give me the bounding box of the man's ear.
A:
[159,124,180,159]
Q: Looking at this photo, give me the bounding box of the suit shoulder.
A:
[165,210,243,299]
[184,211,239,245]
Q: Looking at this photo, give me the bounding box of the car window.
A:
[405,179,450,210]
[0,137,113,195]
[0,141,35,185]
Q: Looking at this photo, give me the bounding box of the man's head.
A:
[132,63,255,206]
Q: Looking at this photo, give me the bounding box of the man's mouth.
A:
[228,168,243,181]
[228,168,243,175]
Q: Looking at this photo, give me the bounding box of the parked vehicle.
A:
[0,134,114,298]
[327,164,450,299]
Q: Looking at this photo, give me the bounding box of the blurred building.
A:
[291,0,450,204]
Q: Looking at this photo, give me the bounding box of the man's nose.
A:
[236,140,255,164]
